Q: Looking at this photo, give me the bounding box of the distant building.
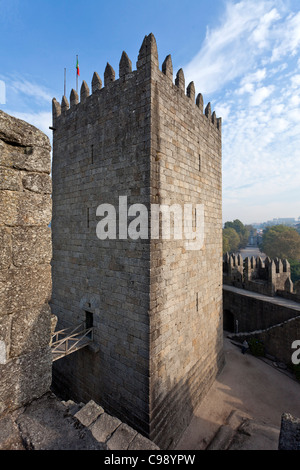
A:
[253,218,298,229]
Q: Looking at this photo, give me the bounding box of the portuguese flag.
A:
[76,57,80,76]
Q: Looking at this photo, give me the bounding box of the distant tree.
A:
[224,219,250,249]
[289,259,300,283]
[260,225,300,260]
[260,225,300,283]
[222,232,230,254]
[223,227,240,253]
[245,224,256,236]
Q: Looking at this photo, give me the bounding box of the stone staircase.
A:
[67,398,159,451]
[0,392,159,451]
[206,409,279,450]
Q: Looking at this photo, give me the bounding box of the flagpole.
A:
[64,68,66,97]
[76,55,78,94]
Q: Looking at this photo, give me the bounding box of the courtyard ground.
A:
[176,333,300,450]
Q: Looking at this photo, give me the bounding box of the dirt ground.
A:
[176,333,300,450]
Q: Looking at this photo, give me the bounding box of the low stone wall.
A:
[0,110,53,414]
[223,286,300,333]
[279,413,300,450]
[229,315,300,365]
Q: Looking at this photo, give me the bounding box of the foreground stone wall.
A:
[0,110,53,414]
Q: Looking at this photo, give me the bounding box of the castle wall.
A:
[148,46,224,448]
[230,315,300,366]
[223,254,294,298]
[223,286,300,333]
[0,110,53,414]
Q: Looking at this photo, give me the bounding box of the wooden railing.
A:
[51,322,94,361]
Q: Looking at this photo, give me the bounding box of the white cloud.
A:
[183,0,285,95]
[249,85,274,106]
[10,79,53,102]
[182,0,300,223]
[6,110,52,141]
[270,11,300,61]
[213,102,232,120]
[291,74,300,88]
[250,7,281,49]
[0,75,54,143]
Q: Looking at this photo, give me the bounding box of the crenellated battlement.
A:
[223,253,295,297]
[52,33,221,131]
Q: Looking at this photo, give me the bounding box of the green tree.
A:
[224,219,250,249]
[289,259,300,283]
[260,225,300,259]
[223,227,240,253]
[260,225,300,283]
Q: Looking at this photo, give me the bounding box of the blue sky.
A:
[0,0,299,224]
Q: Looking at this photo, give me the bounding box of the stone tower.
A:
[51,34,224,449]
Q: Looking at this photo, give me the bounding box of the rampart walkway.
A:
[223,285,300,313]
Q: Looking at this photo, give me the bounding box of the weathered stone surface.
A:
[0,265,51,314]
[0,190,52,226]
[22,172,52,194]
[0,168,21,190]
[90,412,122,442]
[279,413,300,450]
[0,110,50,150]
[0,314,12,362]
[74,400,104,427]
[0,347,52,414]
[0,110,52,416]
[0,339,6,365]
[0,227,11,269]
[106,422,138,450]
[12,226,52,266]
[0,415,24,450]
[50,314,58,340]
[15,393,107,450]
[10,304,52,357]
[128,432,160,450]
[0,140,51,173]
[91,71,102,93]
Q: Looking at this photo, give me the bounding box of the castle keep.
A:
[51,34,224,448]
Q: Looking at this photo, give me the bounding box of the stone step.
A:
[206,409,250,450]
[206,408,280,451]
[0,393,160,450]
[73,399,160,451]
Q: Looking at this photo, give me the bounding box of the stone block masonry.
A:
[0,110,53,414]
[51,33,224,449]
